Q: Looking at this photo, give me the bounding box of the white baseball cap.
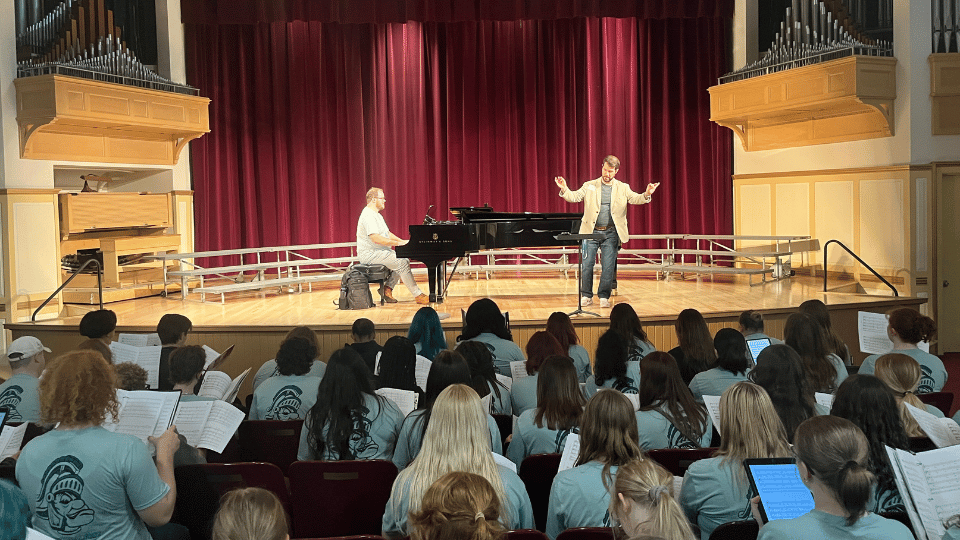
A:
[7,336,51,360]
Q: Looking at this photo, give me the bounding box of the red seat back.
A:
[647,447,717,477]
[237,419,304,474]
[517,453,562,532]
[917,392,954,415]
[555,527,614,540]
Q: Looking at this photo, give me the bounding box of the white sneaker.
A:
[599,298,611,308]
[581,296,593,306]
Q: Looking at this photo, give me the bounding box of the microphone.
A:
[423,205,437,225]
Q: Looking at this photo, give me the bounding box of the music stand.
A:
[555,233,605,317]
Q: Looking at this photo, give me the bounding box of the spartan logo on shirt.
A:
[918,365,936,394]
[348,405,379,458]
[266,385,304,420]
[613,376,638,395]
[0,385,25,422]
[36,456,96,535]
[876,486,905,514]
[553,426,579,453]
[666,424,699,450]
[738,484,758,519]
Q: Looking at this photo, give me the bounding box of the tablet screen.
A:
[745,459,814,522]
[0,407,7,431]
[746,338,772,359]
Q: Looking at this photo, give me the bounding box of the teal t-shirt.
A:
[859,348,948,394]
[757,509,913,540]
[464,333,526,376]
[0,373,41,423]
[689,367,749,403]
[635,406,713,450]
[680,456,752,540]
[392,409,502,469]
[382,464,533,535]
[511,373,539,416]
[249,374,321,420]
[546,461,617,540]
[584,361,642,397]
[251,359,327,391]
[297,392,402,461]
[507,408,578,467]
[568,344,593,383]
[627,337,657,363]
[16,427,170,540]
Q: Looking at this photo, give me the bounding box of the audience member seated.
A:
[382,384,533,538]
[547,311,594,383]
[636,352,712,450]
[0,336,48,423]
[680,382,792,540]
[252,326,326,392]
[749,345,818,443]
[784,312,846,394]
[859,307,946,393]
[76,338,114,364]
[458,341,510,415]
[585,330,641,397]
[507,355,586,466]
[510,331,564,416]
[168,345,217,403]
[79,308,118,345]
[546,389,644,539]
[298,347,402,461]
[250,338,322,420]
[409,472,506,540]
[408,306,449,361]
[738,310,783,365]
[212,487,289,540]
[1,476,30,540]
[874,354,947,439]
[798,300,852,366]
[609,304,657,364]
[379,336,427,403]
[16,350,180,539]
[458,299,525,375]
[157,314,192,391]
[612,458,697,540]
[393,351,502,469]
[830,375,910,514]
[751,416,913,540]
[347,318,383,375]
[115,362,149,391]
[688,328,749,403]
[668,309,717,386]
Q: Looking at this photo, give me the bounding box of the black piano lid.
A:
[450,207,581,222]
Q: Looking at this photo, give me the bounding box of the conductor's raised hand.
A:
[645,182,660,196]
[554,176,568,191]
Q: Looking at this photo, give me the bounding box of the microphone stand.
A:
[556,233,604,317]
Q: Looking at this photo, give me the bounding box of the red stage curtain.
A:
[185,16,731,261]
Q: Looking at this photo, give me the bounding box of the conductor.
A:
[555,155,659,308]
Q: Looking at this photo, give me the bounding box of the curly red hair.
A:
[40,350,119,426]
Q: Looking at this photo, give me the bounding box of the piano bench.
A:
[353,263,392,306]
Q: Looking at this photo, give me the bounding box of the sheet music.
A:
[510,361,530,380]
[196,402,245,453]
[202,345,221,369]
[172,400,213,448]
[558,433,581,472]
[415,356,432,390]
[376,388,419,417]
[905,403,960,447]
[26,528,56,540]
[858,312,892,355]
[887,445,960,540]
[814,392,835,411]
[673,475,684,496]
[105,390,166,444]
[222,368,251,404]
[492,451,516,473]
[0,423,29,460]
[118,333,162,347]
[198,371,232,400]
[109,343,161,388]
[886,446,929,540]
[480,393,493,414]
[703,395,722,431]
[624,393,640,411]
[495,373,513,392]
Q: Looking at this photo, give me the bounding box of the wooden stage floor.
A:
[7,272,924,397]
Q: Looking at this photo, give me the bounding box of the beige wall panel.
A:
[815,181,855,268]
[738,184,772,247]
[13,202,58,294]
[776,182,811,266]
[859,179,905,271]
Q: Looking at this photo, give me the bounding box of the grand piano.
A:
[396,206,582,302]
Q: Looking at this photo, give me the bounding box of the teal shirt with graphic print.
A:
[507,408,578,467]
[635,405,713,450]
[681,456,753,540]
[584,361,642,397]
[0,373,41,423]
[859,348,948,393]
[546,461,618,540]
[248,374,321,420]
[296,392,402,461]
[463,333,526,376]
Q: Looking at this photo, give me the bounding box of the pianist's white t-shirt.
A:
[357,206,392,255]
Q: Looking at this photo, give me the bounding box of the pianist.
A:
[554,155,659,308]
[357,187,430,305]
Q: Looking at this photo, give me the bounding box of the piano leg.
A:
[427,265,443,303]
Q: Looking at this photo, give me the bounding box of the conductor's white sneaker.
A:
[599,298,611,308]
[581,296,593,306]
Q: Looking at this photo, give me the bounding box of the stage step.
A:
[193,275,338,303]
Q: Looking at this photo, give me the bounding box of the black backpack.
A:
[338,267,374,310]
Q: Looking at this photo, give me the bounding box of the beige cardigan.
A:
[560,178,651,243]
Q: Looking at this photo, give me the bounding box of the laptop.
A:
[744,457,815,522]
